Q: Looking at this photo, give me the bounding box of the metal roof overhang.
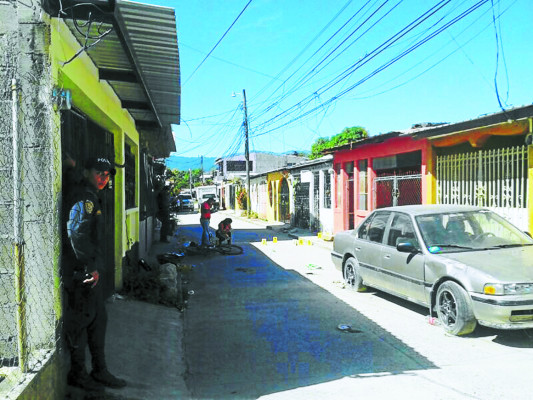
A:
[410,105,533,143]
[47,0,181,157]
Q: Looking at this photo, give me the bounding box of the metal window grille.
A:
[125,143,136,209]
[312,172,320,231]
[294,182,310,229]
[374,174,422,209]
[323,171,331,209]
[227,160,252,172]
[436,146,529,230]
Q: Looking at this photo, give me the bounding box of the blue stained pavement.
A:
[246,300,374,382]
[182,237,433,399]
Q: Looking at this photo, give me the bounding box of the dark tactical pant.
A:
[64,283,107,376]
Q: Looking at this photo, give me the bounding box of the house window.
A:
[358,159,368,210]
[335,163,341,207]
[323,170,331,209]
[125,143,136,209]
[346,162,355,229]
[227,160,253,172]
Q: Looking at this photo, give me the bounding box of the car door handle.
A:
[355,247,361,252]
[383,254,391,259]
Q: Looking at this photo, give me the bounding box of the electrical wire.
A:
[180,42,281,80]
[251,1,453,133]
[250,0,361,104]
[182,0,254,86]
[178,0,510,157]
[260,0,396,112]
[347,0,516,101]
[490,0,510,111]
[251,0,491,138]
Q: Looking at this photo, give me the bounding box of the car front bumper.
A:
[470,293,533,329]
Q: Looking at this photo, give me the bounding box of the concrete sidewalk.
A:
[101,235,190,399]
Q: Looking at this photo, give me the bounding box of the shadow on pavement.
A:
[180,231,437,399]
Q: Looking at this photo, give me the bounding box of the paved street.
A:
[174,210,533,400]
[98,210,533,400]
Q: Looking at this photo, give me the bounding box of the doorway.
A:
[61,110,116,298]
[279,178,290,223]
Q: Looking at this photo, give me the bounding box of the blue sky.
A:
[140,0,532,162]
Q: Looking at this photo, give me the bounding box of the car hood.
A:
[441,246,533,281]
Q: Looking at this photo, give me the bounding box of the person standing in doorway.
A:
[157,185,172,242]
[200,197,215,247]
[62,157,126,392]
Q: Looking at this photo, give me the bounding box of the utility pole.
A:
[242,89,251,218]
[189,168,192,194]
[200,155,204,183]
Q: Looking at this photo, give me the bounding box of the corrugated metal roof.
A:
[62,0,180,157]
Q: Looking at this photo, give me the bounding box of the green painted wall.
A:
[50,17,141,290]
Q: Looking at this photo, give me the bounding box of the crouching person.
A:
[216,218,233,245]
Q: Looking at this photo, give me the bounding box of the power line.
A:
[490,0,510,111]
[347,0,516,101]
[180,42,281,80]
[252,1,453,134]
[252,0,491,138]
[250,0,361,104]
[182,0,253,86]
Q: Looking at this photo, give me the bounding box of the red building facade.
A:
[331,133,433,232]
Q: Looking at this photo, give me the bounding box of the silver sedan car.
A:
[331,205,533,335]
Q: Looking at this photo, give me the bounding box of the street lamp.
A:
[232,89,251,218]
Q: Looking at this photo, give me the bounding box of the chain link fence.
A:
[1,51,61,394]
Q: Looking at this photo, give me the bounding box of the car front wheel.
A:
[343,257,365,292]
[436,281,477,336]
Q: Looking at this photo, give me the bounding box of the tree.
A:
[168,168,203,195]
[309,126,368,159]
[236,187,248,210]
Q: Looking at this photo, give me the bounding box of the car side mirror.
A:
[524,231,532,238]
[397,241,417,253]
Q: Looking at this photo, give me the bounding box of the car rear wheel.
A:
[436,281,477,336]
[343,257,365,292]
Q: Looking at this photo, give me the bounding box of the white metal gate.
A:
[374,174,422,209]
[436,145,529,231]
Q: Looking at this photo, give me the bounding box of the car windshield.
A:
[415,210,533,253]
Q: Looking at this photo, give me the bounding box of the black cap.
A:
[85,157,116,175]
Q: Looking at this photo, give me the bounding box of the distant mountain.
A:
[165,155,216,171]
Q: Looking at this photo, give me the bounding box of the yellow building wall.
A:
[266,172,284,222]
[425,142,436,204]
[527,118,533,233]
[50,18,140,290]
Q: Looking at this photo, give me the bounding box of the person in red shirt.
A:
[216,218,232,245]
[200,197,214,246]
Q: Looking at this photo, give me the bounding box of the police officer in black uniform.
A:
[62,157,126,392]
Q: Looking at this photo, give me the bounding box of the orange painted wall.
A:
[332,136,430,233]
